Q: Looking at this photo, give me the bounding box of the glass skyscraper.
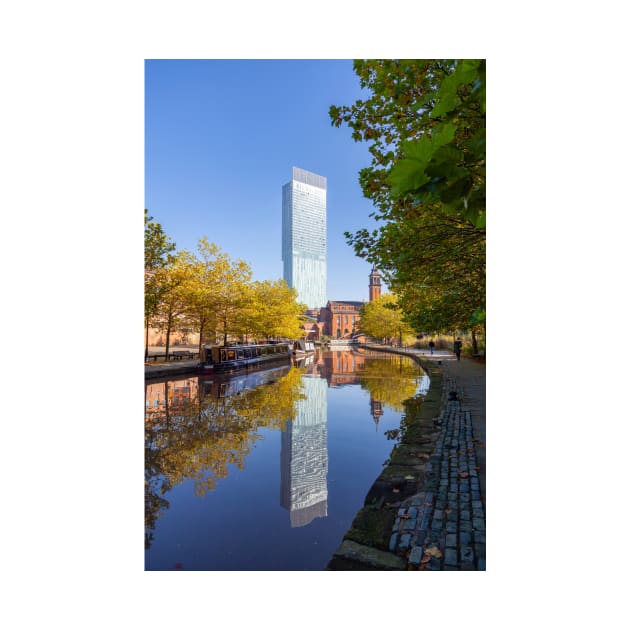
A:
[282,166,327,308]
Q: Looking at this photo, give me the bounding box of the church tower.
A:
[370,398,384,431]
[369,266,382,302]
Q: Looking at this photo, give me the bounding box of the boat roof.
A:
[203,342,289,348]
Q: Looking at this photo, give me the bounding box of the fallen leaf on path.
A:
[424,546,442,558]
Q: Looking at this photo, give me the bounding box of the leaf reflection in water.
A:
[357,355,421,411]
[144,366,305,547]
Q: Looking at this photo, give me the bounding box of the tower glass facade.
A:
[282,166,326,308]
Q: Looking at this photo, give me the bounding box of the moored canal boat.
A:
[198,342,291,374]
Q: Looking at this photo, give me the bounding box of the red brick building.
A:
[315,267,384,339]
[318,300,363,339]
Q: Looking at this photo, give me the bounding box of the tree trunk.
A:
[198,320,205,356]
[471,328,478,355]
[145,318,150,361]
[165,312,172,360]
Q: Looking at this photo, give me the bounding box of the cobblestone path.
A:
[389,373,486,570]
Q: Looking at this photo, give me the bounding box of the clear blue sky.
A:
[145,59,384,302]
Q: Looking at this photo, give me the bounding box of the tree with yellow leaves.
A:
[358,293,415,345]
[249,279,306,341]
[152,250,196,358]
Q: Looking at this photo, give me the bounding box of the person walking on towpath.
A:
[428,340,435,355]
[453,337,463,361]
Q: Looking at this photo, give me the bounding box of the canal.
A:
[145,347,429,570]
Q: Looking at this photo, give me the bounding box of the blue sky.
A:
[145,59,383,302]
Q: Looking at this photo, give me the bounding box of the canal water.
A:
[145,348,429,570]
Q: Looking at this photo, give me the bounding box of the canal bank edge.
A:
[145,360,199,380]
[328,345,444,571]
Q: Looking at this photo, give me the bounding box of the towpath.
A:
[391,347,486,570]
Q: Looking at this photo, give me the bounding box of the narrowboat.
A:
[198,342,291,374]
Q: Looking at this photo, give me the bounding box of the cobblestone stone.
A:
[460,546,474,564]
[474,532,485,544]
[408,545,424,564]
[389,533,398,552]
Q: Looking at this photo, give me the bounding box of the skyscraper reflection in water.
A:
[280,375,328,527]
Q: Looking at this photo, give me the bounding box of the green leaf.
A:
[454,59,480,84]
[431,91,459,118]
[439,176,473,203]
[432,122,456,147]
[401,136,434,163]
[388,158,430,195]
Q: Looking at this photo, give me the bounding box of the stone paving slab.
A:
[331,540,408,571]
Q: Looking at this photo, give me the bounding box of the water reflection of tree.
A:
[357,355,420,412]
[144,367,306,549]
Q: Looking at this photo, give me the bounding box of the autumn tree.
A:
[178,238,221,354]
[330,60,485,335]
[152,251,194,358]
[206,246,253,345]
[144,209,176,359]
[249,279,306,341]
[358,293,414,345]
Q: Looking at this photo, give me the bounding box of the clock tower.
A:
[369,266,382,302]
